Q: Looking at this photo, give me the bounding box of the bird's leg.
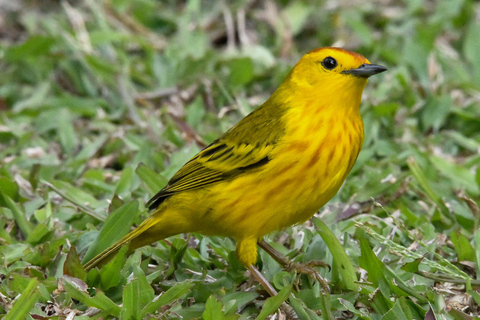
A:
[258,239,330,292]
[238,238,297,318]
[247,264,278,296]
[247,265,298,319]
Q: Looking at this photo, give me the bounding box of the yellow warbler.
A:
[84,47,386,274]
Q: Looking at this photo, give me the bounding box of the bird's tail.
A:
[83,213,177,272]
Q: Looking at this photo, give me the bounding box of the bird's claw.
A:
[285,260,331,293]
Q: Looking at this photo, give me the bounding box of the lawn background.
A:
[1,0,480,319]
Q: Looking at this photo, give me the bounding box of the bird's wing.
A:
[147,101,286,210]
[147,139,274,209]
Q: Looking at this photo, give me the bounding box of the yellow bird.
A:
[84,47,386,288]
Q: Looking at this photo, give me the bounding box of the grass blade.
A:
[82,200,139,263]
[141,280,194,317]
[256,284,292,320]
[5,278,39,320]
[0,192,33,238]
[314,218,358,291]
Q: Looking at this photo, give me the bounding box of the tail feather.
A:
[83,217,158,272]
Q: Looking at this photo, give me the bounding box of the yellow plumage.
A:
[84,47,386,271]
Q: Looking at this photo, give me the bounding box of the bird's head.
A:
[287,47,387,102]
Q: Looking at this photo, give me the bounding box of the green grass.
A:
[1,0,480,319]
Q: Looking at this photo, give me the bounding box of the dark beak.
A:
[341,64,387,77]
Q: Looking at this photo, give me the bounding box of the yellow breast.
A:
[196,101,364,240]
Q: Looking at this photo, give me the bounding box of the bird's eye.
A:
[321,57,337,70]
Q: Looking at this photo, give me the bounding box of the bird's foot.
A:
[285,260,331,293]
[258,240,331,292]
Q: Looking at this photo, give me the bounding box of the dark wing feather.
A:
[147,98,287,210]
[147,140,273,209]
